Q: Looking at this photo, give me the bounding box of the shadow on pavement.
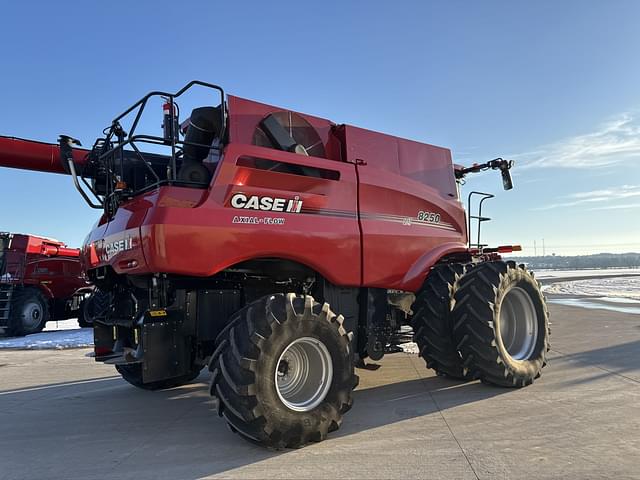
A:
[0,376,121,395]
[552,340,640,385]
[0,367,509,480]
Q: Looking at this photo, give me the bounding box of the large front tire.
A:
[209,293,357,449]
[452,261,549,387]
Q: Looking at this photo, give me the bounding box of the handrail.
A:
[73,81,226,212]
[467,191,495,249]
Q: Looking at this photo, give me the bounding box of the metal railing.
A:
[467,191,495,250]
[70,81,226,211]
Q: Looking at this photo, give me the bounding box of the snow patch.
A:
[0,318,93,350]
[535,268,640,280]
[398,342,419,354]
[542,277,640,301]
[549,297,640,315]
[43,319,83,331]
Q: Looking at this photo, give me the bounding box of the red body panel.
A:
[338,125,467,290]
[1,234,89,300]
[85,143,362,286]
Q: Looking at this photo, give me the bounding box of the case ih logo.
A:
[230,193,303,213]
[99,237,133,261]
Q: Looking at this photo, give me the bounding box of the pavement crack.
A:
[409,360,480,480]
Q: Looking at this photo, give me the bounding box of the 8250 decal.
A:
[417,211,441,223]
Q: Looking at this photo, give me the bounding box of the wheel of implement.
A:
[116,363,204,391]
[209,293,357,449]
[411,263,469,379]
[452,261,549,387]
[8,287,49,336]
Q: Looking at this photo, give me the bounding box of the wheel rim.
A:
[275,337,333,412]
[21,301,43,330]
[499,287,538,360]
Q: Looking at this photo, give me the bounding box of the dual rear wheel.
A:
[412,261,549,387]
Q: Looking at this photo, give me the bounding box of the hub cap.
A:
[21,301,43,330]
[499,287,538,360]
[275,337,333,412]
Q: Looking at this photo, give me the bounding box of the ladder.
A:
[467,191,495,250]
[0,284,13,329]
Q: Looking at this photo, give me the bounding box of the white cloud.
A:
[517,113,640,169]
[589,203,640,211]
[532,184,640,211]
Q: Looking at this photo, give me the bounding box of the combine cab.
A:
[0,233,92,336]
[0,81,549,448]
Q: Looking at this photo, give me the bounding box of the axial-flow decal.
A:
[232,216,286,225]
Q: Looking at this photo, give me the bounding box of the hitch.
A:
[455,158,514,190]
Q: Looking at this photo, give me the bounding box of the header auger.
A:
[0,80,548,449]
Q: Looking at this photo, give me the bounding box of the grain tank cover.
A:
[340,125,457,199]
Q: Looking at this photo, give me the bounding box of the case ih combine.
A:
[0,81,549,448]
[0,233,91,336]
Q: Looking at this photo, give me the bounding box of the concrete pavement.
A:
[0,303,639,480]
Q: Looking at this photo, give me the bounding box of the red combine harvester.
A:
[0,233,92,336]
[0,81,549,448]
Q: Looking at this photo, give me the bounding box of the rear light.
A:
[89,243,99,266]
[497,245,522,253]
[118,259,138,269]
[95,346,111,356]
[474,245,523,254]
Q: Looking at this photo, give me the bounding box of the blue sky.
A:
[1,1,639,255]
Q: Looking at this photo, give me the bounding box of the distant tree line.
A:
[511,252,640,270]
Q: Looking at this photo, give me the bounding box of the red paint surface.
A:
[0,136,88,175]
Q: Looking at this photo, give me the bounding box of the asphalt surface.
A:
[1,303,639,480]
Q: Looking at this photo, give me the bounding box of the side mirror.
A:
[501,167,513,190]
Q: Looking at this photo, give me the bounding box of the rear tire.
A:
[411,263,468,379]
[116,363,203,391]
[8,287,49,336]
[452,261,549,387]
[77,299,91,328]
[209,293,357,449]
